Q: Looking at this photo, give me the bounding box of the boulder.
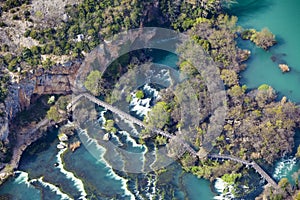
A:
[279,64,290,73]
[103,133,111,141]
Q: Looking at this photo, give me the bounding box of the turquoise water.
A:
[2,1,300,199]
[0,123,215,199]
[227,0,300,102]
[228,0,300,183]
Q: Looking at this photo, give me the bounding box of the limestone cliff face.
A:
[1,62,80,142]
[33,74,72,95]
[0,104,9,141]
[33,62,80,94]
[5,79,35,120]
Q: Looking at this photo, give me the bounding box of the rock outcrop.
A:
[5,79,35,120]
[279,64,290,73]
[0,104,9,142]
[2,61,81,142]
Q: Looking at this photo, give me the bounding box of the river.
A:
[1,1,300,199]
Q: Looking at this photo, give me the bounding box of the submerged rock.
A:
[279,64,290,73]
[58,133,68,142]
[69,141,81,152]
[103,133,111,141]
[57,142,67,149]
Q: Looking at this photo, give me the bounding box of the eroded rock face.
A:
[34,74,72,95]
[5,79,35,120]
[4,62,80,125]
[0,104,9,142]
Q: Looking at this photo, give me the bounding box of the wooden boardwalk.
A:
[68,93,278,188]
[208,154,278,188]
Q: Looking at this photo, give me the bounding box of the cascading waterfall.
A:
[56,148,87,199]
[273,157,298,180]
[32,177,72,200]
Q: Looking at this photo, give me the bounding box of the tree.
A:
[104,119,117,134]
[220,69,238,87]
[228,85,245,97]
[258,84,270,91]
[296,145,300,158]
[251,28,276,50]
[47,106,60,122]
[135,90,144,99]
[145,101,170,130]
[47,96,55,104]
[84,70,103,96]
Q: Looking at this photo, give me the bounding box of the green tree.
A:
[221,173,242,185]
[258,84,270,91]
[228,85,245,97]
[145,101,170,130]
[84,70,103,96]
[220,69,238,87]
[251,28,276,50]
[136,90,144,99]
[296,145,300,158]
[104,119,117,134]
[46,106,60,122]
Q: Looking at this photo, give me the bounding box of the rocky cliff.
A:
[0,61,81,142]
[0,104,9,142]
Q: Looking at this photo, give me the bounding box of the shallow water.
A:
[227,0,300,102]
[2,1,300,198]
[228,0,300,185]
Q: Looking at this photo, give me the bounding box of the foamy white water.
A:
[119,130,145,149]
[97,109,107,128]
[56,148,87,199]
[35,177,72,200]
[273,157,297,180]
[130,97,151,116]
[145,174,157,199]
[214,178,235,200]
[79,129,135,200]
[14,171,37,188]
[129,84,160,117]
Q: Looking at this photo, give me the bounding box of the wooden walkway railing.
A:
[208,154,278,188]
[68,93,278,188]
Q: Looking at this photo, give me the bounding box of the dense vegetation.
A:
[0,71,9,103]
[0,0,299,199]
[0,0,146,78]
[242,28,277,50]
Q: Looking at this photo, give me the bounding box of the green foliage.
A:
[295,191,300,200]
[12,14,20,20]
[180,153,196,168]
[135,90,144,99]
[220,69,238,87]
[228,85,245,97]
[104,119,117,134]
[2,0,30,12]
[179,60,198,76]
[278,178,290,189]
[296,145,300,158]
[160,0,221,31]
[250,28,276,50]
[0,21,7,27]
[42,58,54,70]
[57,96,70,111]
[47,96,55,104]
[46,106,60,122]
[221,173,242,185]
[145,101,170,130]
[258,84,270,91]
[241,29,256,40]
[0,73,9,102]
[84,70,103,96]
[155,135,167,145]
